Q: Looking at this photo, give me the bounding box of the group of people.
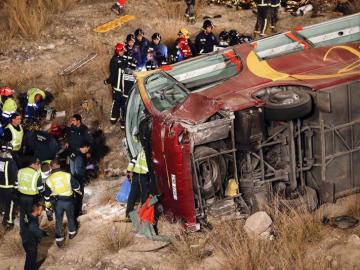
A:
[105,19,252,127]
[0,89,94,269]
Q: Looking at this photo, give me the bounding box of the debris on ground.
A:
[243,211,272,237]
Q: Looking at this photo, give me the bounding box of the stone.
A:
[244,211,272,236]
[348,234,360,246]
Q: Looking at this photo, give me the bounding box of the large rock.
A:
[244,211,272,236]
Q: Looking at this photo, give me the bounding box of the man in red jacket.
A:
[111,0,126,16]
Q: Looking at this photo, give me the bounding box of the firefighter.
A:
[104,43,128,126]
[20,202,47,270]
[123,34,138,107]
[17,158,43,228]
[254,0,272,38]
[24,88,46,123]
[125,148,150,218]
[44,159,81,247]
[149,33,168,66]
[111,0,126,15]
[134,28,150,70]
[0,144,18,230]
[4,113,24,168]
[124,34,138,71]
[195,19,218,55]
[145,48,159,71]
[0,87,17,126]
[270,0,281,33]
[173,28,195,62]
[184,0,196,22]
[65,114,93,218]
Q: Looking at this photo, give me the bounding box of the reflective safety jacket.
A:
[27,88,46,106]
[133,150,149,174]
[17,167,43,195]
[2,98,17,118]
[44,169,80,199]
[5,124,24,151]
[0,154,18,189]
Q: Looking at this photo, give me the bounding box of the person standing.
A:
[184,0,196,22]
[4,113,24,168]
[65,114,93,218]
[134,28,149,70]
[270,0,281,33]
[104,43,128,126]
[111,0,126,15]
[0,144,18,230]
[17,158,44,228]
[254,0,272,38]
[195,20,218,55]
[20,202,47,270]
[44,159,81,247]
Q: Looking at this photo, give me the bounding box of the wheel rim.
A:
[269,91,300,105]
[198,159,220,192]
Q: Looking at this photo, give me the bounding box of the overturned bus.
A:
[125,13,360,229]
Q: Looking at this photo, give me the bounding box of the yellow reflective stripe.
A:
[4,161,8,187]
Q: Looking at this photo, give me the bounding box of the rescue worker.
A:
[134,28,150,69]
[20,202,47,270]
[184,0,196,22]
[24,88,46,122]
[25,122,59,163]
[145,48,159,71]
[17,158,43,228]
[111,0,126,15]
[44,159,81,247]
[0,87,17,126]
[254,0,271,38]
[270,0,281,33]
[195,19,218,55]
[123,34,138,111]
[4,113,24,168]
[65,114,93,218]
[173,28,195,62]
[125,148,150,218]
[218,31,230,48]
[124,34,138,71]
[0,144,18,230]
[149,33,168,66]
[104,43,128,126]
[228,29,240,46]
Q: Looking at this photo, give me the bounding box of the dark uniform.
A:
[184,0,196,20]
[44,168,81,246]
[17,166,44,228]
[4,122,24,168]
[254,0,272,37]
[105,53,129,124]
[195,31,218,55]
[20,212,45,270]
[270,0,281,33]
[0,150,18,229]
[123,45,138,101]
[134,38,149,69]
[25,130,59,162]
[149,43,168,66]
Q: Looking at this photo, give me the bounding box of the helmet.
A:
[152,33,161,41]
[228,29,240,46]
[202,19,214,30]
[134,28,145,37]
[126,34,135,43]
[219,31,229,41]
[0,87,14,97]
[178,28,190,39]
[114,43,125,54]
[228,29,239,39]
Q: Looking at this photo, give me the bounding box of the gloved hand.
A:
[45,208,53,222]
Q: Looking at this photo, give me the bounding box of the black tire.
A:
[193,146,226,199]
[264,90,312,121]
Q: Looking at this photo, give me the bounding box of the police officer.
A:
[184,0,196,22]
[24,88,46,122]
[125,148,150,218]
[104,43,128,126]
[145,48,159,71]
[0,87,17,126]
[195,20,218,55]
[17,158,44,228]
[20,202,46,270]
[270,0,281,33]
[149,33,168,66]
[254,0,272,37]
[4,113,24,168]
[0,144,18,230]
[44,159,81,247]
[134,28,150,70]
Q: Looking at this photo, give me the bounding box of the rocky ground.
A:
[0,0,359,269]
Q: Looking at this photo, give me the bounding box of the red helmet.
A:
[114,43,125,54]
[0,87,14,97]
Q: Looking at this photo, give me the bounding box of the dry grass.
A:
[1,232,24,257]
[344,194,360,218]
[98,223,133,252]
[97,185,118,205]
[3,0,78,39]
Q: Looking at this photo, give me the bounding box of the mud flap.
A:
[93,15,135,33]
